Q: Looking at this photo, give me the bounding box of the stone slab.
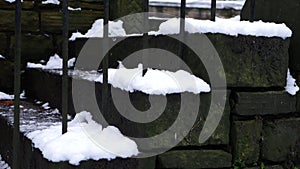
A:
[232,119,262,165]
[156,150,232,169]
[0,10,39,32]
[241,0,300,72]
[262,117,300,162]
[231,91,296,116]
[40,10,103,33]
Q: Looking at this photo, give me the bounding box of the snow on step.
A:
[149,17,292,39]
[27,111,138,165]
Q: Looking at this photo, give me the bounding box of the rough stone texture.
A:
[0,33,7,56]
[156,150,232,169]
[41,10,103,33]
[262,118,300,163]
[0,107,157,169]
[231,91,297,116]
[241,0,300,72]
[0,10,39,32]
[178,90,230,147]
[110,0,142,20]
[0,60,14,93]
[24,69,230,149]
[9,34,55,64]
[232,119,262,165]
[68,1,104,11]
[206,34,289,88]
[245,165,284,169]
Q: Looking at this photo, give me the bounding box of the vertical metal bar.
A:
[142,0,149,75]
[249,0,255,22]
[210,0,216,21]
[13,0,21,168]
[62,0,69,134]
[102,0,109,114]
[179,0,186,63]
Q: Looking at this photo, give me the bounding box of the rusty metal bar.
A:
[102,0,109,114]
[12,0,22,168]
[250,0,255,22]
[62,0,69,134]
[211,0,216,21]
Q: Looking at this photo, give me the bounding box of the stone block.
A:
[231,91,296,116]
[0,60,14,93]
[241,0,300,72]
[0,10,39,32]
[157,150,232,169]
[232,119,262,165]
[9,34,55,64]
[41,10,103,33]
[262,118,300,162]
[0,33,7,56]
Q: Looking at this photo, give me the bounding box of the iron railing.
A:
[12,0,255,168]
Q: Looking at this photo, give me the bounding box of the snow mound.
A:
[42,0,60,5]
[0,155,11,169]
[27,54,75,69]
[69,19,126,41]
[149,17,292,39]
[0,92,13,100]
[95,63,211,95]
[285,69,299,95]
[27,111,139,166]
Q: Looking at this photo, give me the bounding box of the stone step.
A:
[231,91,297,116]
[24,68,231,149]
[69,33,290,88]
[0,102,155,169]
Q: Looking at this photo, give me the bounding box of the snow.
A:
[68,6,81,11]
[0,155,11,169]
[0,92,14,100]
[149,17,292,39]
[42,0,60,5]
[27,54,76,69]
[285,69,299,95]
[27,111,139,165]
[149,0,246,10]
[4,0,23,3]
[69,19,126,41]
[94,63,211,95]
[42,102,50,110]
[0,55,5,59]
[69,16,291,39]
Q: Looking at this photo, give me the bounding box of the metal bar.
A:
[142,0,149,75]
[12,0,22,168]
[102,0,109,115]
[250,0,255,22]
[210,0,216,21]
[62,0,69,134]
[179,0,186,64]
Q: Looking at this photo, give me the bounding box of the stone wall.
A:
[0,1,300,169]
[0,0,142,93]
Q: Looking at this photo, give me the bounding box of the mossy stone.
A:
[232,119,262,165]
[241,0,300,72]
[0,10,39,32]
[262,117,300,162]
[157,150,232,169]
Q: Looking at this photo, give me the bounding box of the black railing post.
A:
[211,0,216,21]
[13,0,22,168]
[142,0,149,75]
[179,0,186,64]
[102,0,109,115]
[250,0,255,22]
[62,0,69,134]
